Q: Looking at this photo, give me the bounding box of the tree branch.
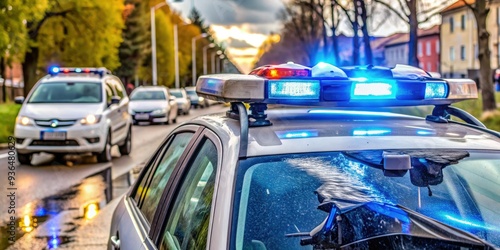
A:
[373,0,409,22]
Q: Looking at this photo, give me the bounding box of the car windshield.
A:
[28,82,102,103]
[231,150,500,249]
[130,90,166,100]
[185,90,197,96]
[170,91,183,98]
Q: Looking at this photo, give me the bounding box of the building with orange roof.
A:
[384,26,440,73]
[440,0,500,81]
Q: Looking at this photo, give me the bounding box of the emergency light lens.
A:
[351,82,396,99]
[425,82,448,99]
[75,68,82,73]
[268,80,320,100]
[50,67,60,73]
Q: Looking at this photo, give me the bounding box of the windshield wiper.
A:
[287,200,496,250]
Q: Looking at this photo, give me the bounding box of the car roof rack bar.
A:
[426,105,486,128]
[226,102,249,158]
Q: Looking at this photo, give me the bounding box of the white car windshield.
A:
[130,90,166,100]
[232,150,500,249]
[28,82,102,103]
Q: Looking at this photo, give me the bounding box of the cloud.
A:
[227,38,256,49]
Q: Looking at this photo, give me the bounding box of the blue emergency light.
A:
[196,62,478,107]
[48,67,110,77]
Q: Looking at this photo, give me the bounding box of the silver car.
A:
[129,86,178,125]
[170,88,191,115]
[109,63,500,250]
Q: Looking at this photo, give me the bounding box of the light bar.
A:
[268,80,320,100]
[48,67,111,77]
[196,64,478,107]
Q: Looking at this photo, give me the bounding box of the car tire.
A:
[18,153,32,165]
[96,132,112,163]
[118,128,132,156]
[184,109,189,115]
[53,153,66,164]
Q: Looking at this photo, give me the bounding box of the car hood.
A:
[21,103,104,120]
[129,100,167,112]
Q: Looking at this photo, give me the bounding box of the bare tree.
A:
[461,0,496,111]
[374,0,445,66]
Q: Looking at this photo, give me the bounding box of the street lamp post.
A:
[211,50,222,74]
[219,54,225,73]
[191,33,207,86]
[150,1,168,86]
[203,43,215,75]
[174,23,190,89]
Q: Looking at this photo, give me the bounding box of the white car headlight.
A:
[151,108,167,115]
[16,116,34,126]
[198,97,204,102]
[80,114,102,125]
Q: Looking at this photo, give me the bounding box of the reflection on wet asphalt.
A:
[0,167,138,250]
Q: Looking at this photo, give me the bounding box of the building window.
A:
[418,42,423,57]
[460,45,466,60]
[450,17,454,33]
[436,40,440,53]
[427,62,432,72]
[461,14,466,30]
[450,46,455,61]
[419,62,423,69]
[426,41,431,56]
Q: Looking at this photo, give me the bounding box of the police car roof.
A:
[191,108,500,157]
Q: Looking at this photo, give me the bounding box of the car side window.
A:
[104,83,114,104]
[160,138,218,250]
[137,132,194,223]
[114,79,126,98]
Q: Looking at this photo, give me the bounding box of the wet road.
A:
[0,104,227,249]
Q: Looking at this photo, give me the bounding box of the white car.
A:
[129,86,178,125]
[169,88,191,115]
[14,67,133,165]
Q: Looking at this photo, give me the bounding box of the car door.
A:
[109,77,129,143]
[103,81,120,140]
[152,129,222,250]
[109,125,203,250]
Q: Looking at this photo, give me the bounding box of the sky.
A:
[168,0,446,73]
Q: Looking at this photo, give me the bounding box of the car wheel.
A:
[184,109,189,115]
[18,153,32,165]
[119,128,132,156]
[53,153,66,164]
[96,132,112,163]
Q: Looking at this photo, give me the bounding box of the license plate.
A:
[135,114,150,120]
[41,131,66,140]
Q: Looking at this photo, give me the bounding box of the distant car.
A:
[109,62,500,250]
[185,86,206,108]
[14,67,132,165]
[169,88,191,115]
[129,86,178,125]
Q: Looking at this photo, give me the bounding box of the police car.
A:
[15,67,133,165]
[109,62,500,250]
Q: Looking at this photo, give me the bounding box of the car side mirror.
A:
[169,96,177,101]
[14,96,25,104]
[110,96,121,105]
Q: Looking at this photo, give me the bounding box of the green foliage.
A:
[36,0,124,71]
[115,0,148,83]
[0,0,47,62]
[0,103,21,143]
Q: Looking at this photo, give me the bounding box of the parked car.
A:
[109,62,500,250]
[169,88,191,115]
[14,67,132,165]
[129,86,178,125]
[185,86,206,108]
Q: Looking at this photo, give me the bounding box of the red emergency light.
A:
[250,62,311,79]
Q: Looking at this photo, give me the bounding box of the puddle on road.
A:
[0,167,139,249]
